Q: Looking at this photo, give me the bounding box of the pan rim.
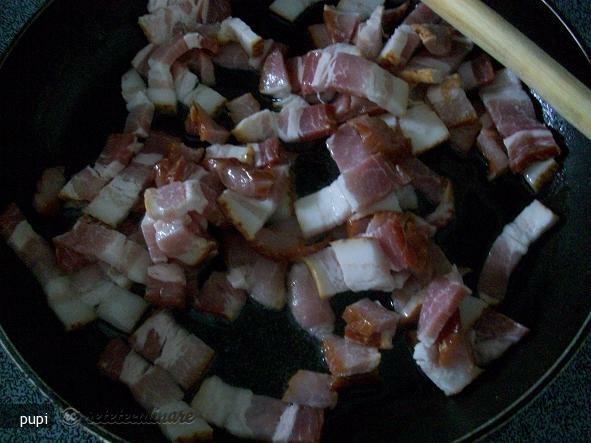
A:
[0,1,589,442]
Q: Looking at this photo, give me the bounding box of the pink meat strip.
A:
[343,298,400,350]
[282,370,338,409]
[259,48,292,97]
[426,75,478,128]
[60,133,142,202]
[477,200,558,305]
[287,263,335,338]
[53,217,150,284]
[470,309,529,366]
[308,24,332,49]
[145,263,187,309]
[251,137,286,168]
[458,54,495,90]
[226,93,261,125]
[417,269,471,347]
[323,6,360,43]
[354,5,384,60]
[194,271,247,321]
[276,103,337,143]
[213,42,252,70]
[479,69,560,172]
[321,334,381,378]
[331,94,382,123]
[180,48,216,85]
[476,113,510,180]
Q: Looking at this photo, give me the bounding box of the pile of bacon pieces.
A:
[0,1,562,442]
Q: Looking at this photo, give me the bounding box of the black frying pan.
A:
[0,1,590,442]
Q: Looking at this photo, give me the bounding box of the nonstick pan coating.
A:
[0,1,589,442]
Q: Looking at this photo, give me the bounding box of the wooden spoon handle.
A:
[422,0,591,140]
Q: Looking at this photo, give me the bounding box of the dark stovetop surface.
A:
[0,1,589,442]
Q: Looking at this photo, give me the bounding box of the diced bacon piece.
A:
[478,200,558,305]
[226,93,261,124]
[154,327,214,390]
[195,271,246,321]
[98,339,131,381]
[259,48,291,98]
[331,94,382,123]
[343,298,399,349]
[337,0,384,20]
[60,134,142,202]
[53,218,150,284]
[191,376,247,428]
[277,103,337,143]
[146,263,187,309]
[308,51,409,116]
[302,247,348,298]
[213,42,251,70]
[287,264,335,338]
[55,244,96,273]
[365,211,431,279]
[153,218,216,266]
[295,177,353,238]
[308,24,332,49]
[458,295,489,330]
[286,56,305,92]
[154,145,204,188]
[427,75,478,128]
[219,17,263,57]
[341,153,403,211]
[476,121,509,180]
[125,91,155,138]
[413,333,482,396]
[378,24,421,71]
[141,214,168,263]
[120,350,152,387]
[458,54,495,90]
[411,24,453,56]
[240,253,288,310]
[132,43,155,77]
[269,0,322,22]
[323,6,360,44]
[195,0,232,24]
[417,269,471,347]
[156,400,213,442]
[205,144,253,165]
[321,334,380,377]
[180,48,216,86]
[130,310,178,361]
[449,121,482,153]
[139,1,201,45]
[122,68,148,103]
[232,109,278,143]
[331,237,395,292]
[131,366,185,411]
[274,405,324,443]
[355,6,384,60]
[391,276,425,324]
[184,83,227,115]
[470,309,529,366]
[283,370,337,409]
[185,104,229,144]
[172,63,199,104]
[522,158,559,193]
[382,104,449,155]
[250,137,285,168]
[503,128,561,173]
[33,166,66,216]
[218,190,276,239]
[398,157,448,205]
[145,180,208,221]
[208,158,275,199]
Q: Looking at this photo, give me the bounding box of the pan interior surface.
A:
[0,1,589,442]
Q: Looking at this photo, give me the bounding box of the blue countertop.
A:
[0,1,589,442]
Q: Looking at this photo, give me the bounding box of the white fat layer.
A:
[232,110,278,143]
[522,158,558,193]
[331,238,395,292]
[352,190,401,220]
[227,266,250,290]
[85,176,143,227]
[395,185,419,210]
[224,388,254,438]
[379,25,413,65]
[219,190,277,239]
[96,284,148,333]
[295,177,353,238]
[277,106,305,142]
[172,235,215,266]
[269,0,322,22]
[8,220,36,251]
[220,18,263,58]
[191,376,246,428]
[459,296,488,329]
[156,400,213,441]
[48,297,97,331]
[120,351,150,386]
[303,248,348,298]
[272,404,299,443]
[184,84,226,114]
[148,263,185,284]
[205,145,254,164]
[397,104,450,154]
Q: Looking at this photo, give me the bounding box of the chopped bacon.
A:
[343,298,399,349]
[196,0,232,24]
[125,91,155,139]
[131,311,214,390]
[259,48,292,98]
[139,1,198,45]
[274,405,324,443]
[180,48,216,86]
[154,145,203,188]
[479,69,560,172]
[321,334,381,378]
[277,103,337,143]
[302,246,349,298]
[303,50,409,116]
[219,17,263,57]
[476,116,510,180]
[153,217,217,266]
[98,339,130,381]
[448,121,482,153]
[195,271,247,321]
[54,217,150,284]
[283,370,337,409]
[458,54,495,90]
[470,309,529,366]
[60,134,142,202]
[426,75,478,128]
[144,180,207,221]
[308,24,332,49]
[478,200,558,305]
[33,166,66,216]
[336,0,384,20]
[355,6,384,60]
[213,42,251,70]
[331,94,382,123]
[146,263,187,309]
[383,2,410,29]
[417,269,471,347]
[403,2,440,25]
[365,211,432,279]
[411,24,453,56]
[232,109,278,143]
[208,158,275,198]
[378,24,421,71]
[185,104,230,144]
[132,43,155,77]
[323,6,360,44]
[398,157,448,205]
[251,137,285,168]
[269,0,322,22]
[287,264,335,338]
[226,93,261,125]
[55,244,96,273]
